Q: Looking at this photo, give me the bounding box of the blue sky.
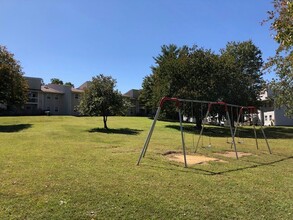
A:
[1,0,277,93]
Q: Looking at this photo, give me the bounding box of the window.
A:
[265,115,268,121]
[269,115,272,120]
[47,95,51,99]
[46,107,50,111]
[28,92,38,103]
[55,96,59,100]
[75,94,79,99]
[55,107,59,112]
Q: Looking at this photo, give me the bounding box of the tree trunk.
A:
[103,115,108,129]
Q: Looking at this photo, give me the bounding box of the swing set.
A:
[137,97,271,167]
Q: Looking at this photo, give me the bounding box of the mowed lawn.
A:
[0,116,292,219]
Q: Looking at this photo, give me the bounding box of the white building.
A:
[259,89,293,126]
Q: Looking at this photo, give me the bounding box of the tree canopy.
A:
[263,0,293,117]
[50,78,74,87]
[64,82,74,87]
[219,40,264,106]
[50,78,64,85]
[140,41,265,123]
[78,74,126,129]
[0,45,28,108]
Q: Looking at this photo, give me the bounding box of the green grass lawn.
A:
[0,116,292,219]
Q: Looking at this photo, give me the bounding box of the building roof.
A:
[24,76,43,90]
[78,81,91,90]
[41,86,64,94]
[71,88,84,93]
[123,89,141,99]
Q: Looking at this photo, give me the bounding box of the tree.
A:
[148,44,192,119]
[50,79,74,88]
[64,82,74,87]
[219,40,265,106]
[50,78,64,85]
[139,74,155,113]
[263,0,293,117]
[141,44,223,124]
[140,42,265,126]
[78,74,126,129]
[0,45,28,108]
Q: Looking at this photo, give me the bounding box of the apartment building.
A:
[123,89,147,116]
[24,77,84,115]
[23,77,148,116]
[24,77,44,114]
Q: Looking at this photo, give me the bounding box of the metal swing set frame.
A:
[137,97,271,167]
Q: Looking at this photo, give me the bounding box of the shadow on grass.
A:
[206,155,293,175]
[143,155,293,176]
[165,124,293,139]
[0,124,32,133]
[89,127,142,135]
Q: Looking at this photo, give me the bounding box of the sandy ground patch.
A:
[214,151,253,158]
[164,152,226,165]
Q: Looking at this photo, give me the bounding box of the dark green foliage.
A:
[50,78,64,85]
[139,74,155,112]
[64,82,74,87]
[78,74,127,129]
[219,40,264,106]
[140,41,265,121]
[0,45,28,108]
[50,79,74,88]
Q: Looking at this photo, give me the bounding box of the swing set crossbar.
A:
[178,98,247,109]
[177,98,211,104]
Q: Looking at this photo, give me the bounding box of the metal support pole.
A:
[179,109,188,168]
[195,110,209,152]
[260,125,272,154]
[226,110,238,159]
[231,110,242,148]
[137,107,161,165]
[253,124,259,150]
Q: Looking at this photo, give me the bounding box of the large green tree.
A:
[219,40,265,106]
[148,45,220,119]
[140,41,264,124]
[78,74,126,129]
[0,45,28,108]
[264,0,293,117]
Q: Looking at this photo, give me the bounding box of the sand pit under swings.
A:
[163,151,226,165]
[214,151,253,158]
